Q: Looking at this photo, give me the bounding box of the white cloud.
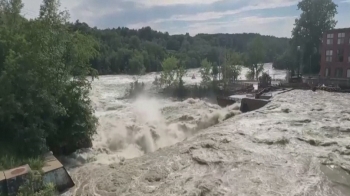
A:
[146,0,298,23]
[127,15,296,37]
[340,0,350,3]
[126,0,225,7]
[183,16,296,36]
[21,0,301,37]
[21,0,83,19]
[21,0,122,24]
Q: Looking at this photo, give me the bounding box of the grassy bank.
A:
[0,143,57,196]
[0,143,44,171]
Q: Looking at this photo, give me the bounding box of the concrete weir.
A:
[240,98,270,113]
[0,170,6,195]
[1,164,31,195]
[0,152,74,195]
[42,152,75,193]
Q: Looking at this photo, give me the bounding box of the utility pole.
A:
[297,46,302,77]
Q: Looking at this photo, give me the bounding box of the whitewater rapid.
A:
[61,64,350,195]
[66,89,350,196]
[64,64,284,166]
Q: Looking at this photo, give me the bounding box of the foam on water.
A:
[64,65,342,196]
[66,90,350,196]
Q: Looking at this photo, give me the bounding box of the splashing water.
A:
[65,65,350,196]
[61,68,243,168]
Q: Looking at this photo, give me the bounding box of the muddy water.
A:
[63,65,350,195]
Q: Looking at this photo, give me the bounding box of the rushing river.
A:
[62,64,350,195]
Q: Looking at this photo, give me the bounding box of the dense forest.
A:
[70,21,290,75]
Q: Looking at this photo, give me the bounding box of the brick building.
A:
[319,28,350,78]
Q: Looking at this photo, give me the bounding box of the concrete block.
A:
[240,98,270,113]
[0,171,6,195]
[42,152,75,193]
[4,164,31,196]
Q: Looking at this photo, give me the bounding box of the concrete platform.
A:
[240,98,271,113]
[0,153,75,195]
[0,171,5,195]
[42,152,75,192]
[4,164,31,195]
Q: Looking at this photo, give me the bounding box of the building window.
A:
[326,50,333,62]
[327,33,334,44]
[338,33,345,44]
[335,68,343,78]
[337,48,344,62]
[347,69,350,78]
[325,68,330,77]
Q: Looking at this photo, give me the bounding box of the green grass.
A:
[0,142,56,196]
[0,143,44,171]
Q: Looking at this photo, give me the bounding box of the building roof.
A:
[326,27,350,33]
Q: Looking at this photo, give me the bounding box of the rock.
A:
[320,141,338,147]
[296,137,320,146]
[281,108,290,113]
[340,150,350,155]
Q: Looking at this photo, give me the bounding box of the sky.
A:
[21,0,350,38]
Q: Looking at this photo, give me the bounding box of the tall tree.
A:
[222,51,242,83]
[160,56,178,87]
[128,52,145,75]
[200,59,212,86]
[245,37,265,80]
[0,0,98,155]
[291,0,337,74]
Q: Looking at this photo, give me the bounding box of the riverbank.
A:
[68,90,350,196]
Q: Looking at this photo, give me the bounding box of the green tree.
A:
[129,35,140,50]
[176,62,186,85]
[245,37,265,80]
[69,20,289,75]
[291,0,337,74]
[200,59,212,86]
[160,56,178,87]
[273,47,297,74]
[222,51,242,84]
[0,0,98,156]
[212,62,219,80]
[128,52,145,75]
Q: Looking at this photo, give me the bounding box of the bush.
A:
[125,80,145,98]
[17,171,56,196]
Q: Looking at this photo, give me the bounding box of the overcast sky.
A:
[21,0,350,38]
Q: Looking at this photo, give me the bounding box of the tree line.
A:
[70,21,290,75]
[134,36,267,99]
